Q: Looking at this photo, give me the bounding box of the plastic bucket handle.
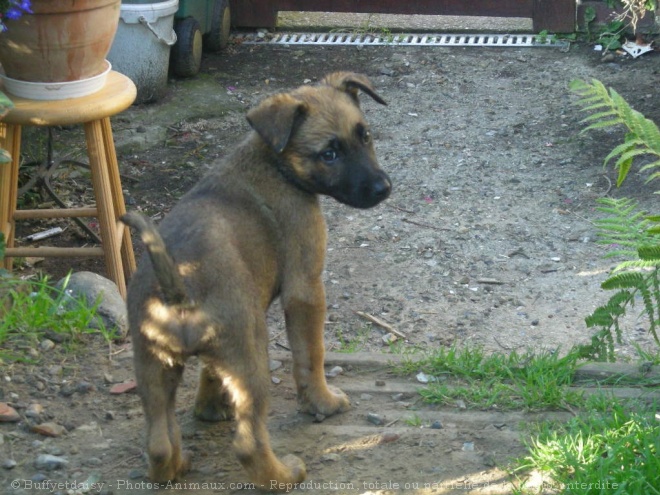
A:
[138,15,177,45]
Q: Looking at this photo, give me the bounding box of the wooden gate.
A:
[229,0,577,33]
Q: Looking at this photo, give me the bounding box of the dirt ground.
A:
[2,26,660,495]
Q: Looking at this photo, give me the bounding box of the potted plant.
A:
[0,0,121,87]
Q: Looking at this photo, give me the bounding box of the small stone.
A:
[32,472,48,482]
[382,333,397,345]
[375,380,386,387]
[128,468,144,479]
[110,380,137,395]
[392,393,406,402]
[39,339,55,351]
[2,459,17,469]
[59,385,76,397]
[379,67,396,77]
[25,403,44,419]
[269,360,282,372]
[34,454,68,470]
[48,365,62,376]
[103,373,116,384]
[84,457,103,467]
[46,446,64,456]
[326,366,343,378]
[271,376,281,384]
[32,422,67,437]
[456,400,467,410]
[0,402,20,422]
[416,372,436,384]
[531,319,540,326]
[320,453,341,462]
[431,420,443,429]
[76,381,95,394]
[367,413,384,426]
[462,442,475,451]
[360,393,373,401]
[379,432,400,444]
[35,381,45,391]
[105,411,116,420]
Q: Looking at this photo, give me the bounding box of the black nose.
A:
[372,174,392,201]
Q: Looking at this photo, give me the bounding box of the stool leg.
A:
[0,123,21,271]
[84,120,126,298]
[101,117,136,279]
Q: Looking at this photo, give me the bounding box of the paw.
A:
[194,402,233,422]
[299,385,350,416]
[148,449,192,482]
[266,455,307,492]
[194,389,233,422]
[282,454,306,484]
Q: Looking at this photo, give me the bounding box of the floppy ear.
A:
[246,93,307,153]
[322,72,387,106]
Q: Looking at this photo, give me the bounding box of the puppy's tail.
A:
[121,211,191,307]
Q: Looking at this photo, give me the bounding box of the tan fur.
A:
[123,73,391,491]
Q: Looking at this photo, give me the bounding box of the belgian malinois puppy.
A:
[121,72,391,489]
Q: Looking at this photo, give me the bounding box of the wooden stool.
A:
[0,71,137,298]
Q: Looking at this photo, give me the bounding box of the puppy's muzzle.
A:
[353,170,392,209]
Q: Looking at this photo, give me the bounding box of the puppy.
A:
[122,72,391,489]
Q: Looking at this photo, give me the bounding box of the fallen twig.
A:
[402,218,451,231]
[354,311,407,339]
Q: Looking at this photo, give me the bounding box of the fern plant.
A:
[583,198,660,361]
[570,78,660,188]
[571,79,660,361]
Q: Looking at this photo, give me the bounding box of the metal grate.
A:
[234,32,569,48]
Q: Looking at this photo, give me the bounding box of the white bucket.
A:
[107,0,178,104]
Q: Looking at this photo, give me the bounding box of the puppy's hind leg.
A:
[194,364,233,421]
[134,350,189,482]
[211,324,306,489]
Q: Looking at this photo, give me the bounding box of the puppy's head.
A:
[246,72,391,209]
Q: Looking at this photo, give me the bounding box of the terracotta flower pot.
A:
[0,0,121,83]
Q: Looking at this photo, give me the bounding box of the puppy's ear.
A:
[246,94,307,153]
[322,72,387,106]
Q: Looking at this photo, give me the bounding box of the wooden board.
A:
[230,0,576,33]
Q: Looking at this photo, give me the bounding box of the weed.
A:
[513,400,660,494]
[404,414,423,427]
[0,274,118,361]
[396,345,583,411]
[335,326,370,353]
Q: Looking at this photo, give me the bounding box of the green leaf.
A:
[0,91,13,121]
[601,272,645,290]
[603,140,640,166]
[582,119,623,132]
[638,245,660,261]
[0,148,11,164]
[580,110,619,124]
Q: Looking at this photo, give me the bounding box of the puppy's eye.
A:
[362,130,372,144]
[320,149,339,163]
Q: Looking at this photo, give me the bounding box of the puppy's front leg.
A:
[283,279,350,416]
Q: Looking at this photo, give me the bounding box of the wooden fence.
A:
[229,0,577,33]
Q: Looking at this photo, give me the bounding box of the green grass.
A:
[0,274,118,361]
[397,345,584,411]
[404,413,423,427]
[513,399,660,494]
[335,326,371,353]
[398,344,660,493]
